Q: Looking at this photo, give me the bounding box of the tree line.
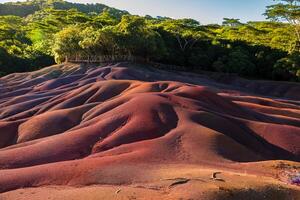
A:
[0,0,299,81]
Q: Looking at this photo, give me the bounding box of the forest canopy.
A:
[0,0,299,81]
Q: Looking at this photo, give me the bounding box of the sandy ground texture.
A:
[0,62,299,199]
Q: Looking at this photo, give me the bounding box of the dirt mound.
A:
[0,62,299,198]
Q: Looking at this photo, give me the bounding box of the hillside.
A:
[0,0,128,17]
[0,62,299,199]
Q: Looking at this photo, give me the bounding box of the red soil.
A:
[0,63,299,196]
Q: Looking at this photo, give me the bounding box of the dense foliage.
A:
[0,0,299,81]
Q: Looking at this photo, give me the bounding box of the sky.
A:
[0,0,274,24]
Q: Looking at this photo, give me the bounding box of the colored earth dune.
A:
[0,63,299,199]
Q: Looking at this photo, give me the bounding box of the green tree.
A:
[80,26,123,56]
[273,53,300,80]
[89,11,119,28]
[160,19,204,53]
[117,15,166,59]
[52,25,83,63]
[226,47,256,76]
[222,18,242,27]
[265,0,300,51]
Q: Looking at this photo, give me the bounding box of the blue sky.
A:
[0,0,274,24]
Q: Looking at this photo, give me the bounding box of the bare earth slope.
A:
[0,62,299,199]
